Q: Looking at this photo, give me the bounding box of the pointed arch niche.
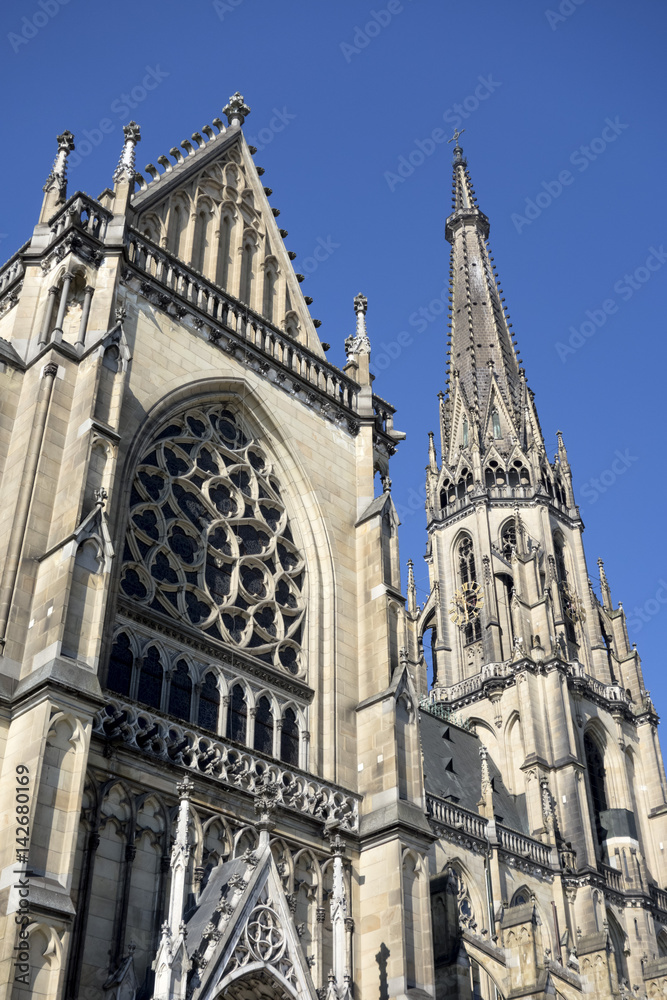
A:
[103,391,317,769]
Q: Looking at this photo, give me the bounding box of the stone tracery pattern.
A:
[120,403,306,676]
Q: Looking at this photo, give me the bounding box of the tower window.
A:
[137,645,163,709]
[254,695,274,756]
[584,733,608,854]
[280,707,299,766]
[107,633,133,697]
[227,684,247,743]
[198,672,220,731]
[492,409,501,439]
[462,418,469,448]
[168,659,192,721]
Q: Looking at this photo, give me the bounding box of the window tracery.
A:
[120,403,306,678]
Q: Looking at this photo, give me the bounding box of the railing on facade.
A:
[426,794,488,842]
[125,230,363,418]
[419,697,473,731]
[426,662,513,707]
[94,697,360,833]
[650,885,667,914]
[426,793,554,869]
[49,192,113,242]
[0,241,29,295]
[426,660,630,714]
[496,824,553,868]
[597,862,624,893]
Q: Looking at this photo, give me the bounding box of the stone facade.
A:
[0,97,665,1000]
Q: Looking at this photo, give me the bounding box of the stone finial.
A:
[428,430,438,471]
[598,558,613,611]
[43,130,75,196]
[407,559,417,615]
[113,121,142,183]
[223,92,251,127]
[345,293,371,357]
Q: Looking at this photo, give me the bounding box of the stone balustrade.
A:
[94,697,360,833]
[496,824,554,868]
[50,192,112,241]
[426,794,488,842]
[126,230,363,424]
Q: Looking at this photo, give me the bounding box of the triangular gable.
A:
[128,123,324,356]
[481,375,519,446]
[191,849,318,1000]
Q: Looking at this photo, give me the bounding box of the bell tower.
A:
[413,136,667,977]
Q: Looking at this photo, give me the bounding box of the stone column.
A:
[52,270,74,338]
[74,284,94,352]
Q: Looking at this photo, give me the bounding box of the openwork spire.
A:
[443,138,523,444]
[113,121,141,183]
[43,130,75,196]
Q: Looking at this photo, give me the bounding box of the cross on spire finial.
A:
[447,128,465,149]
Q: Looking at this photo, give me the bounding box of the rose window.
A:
[120,404,306,675]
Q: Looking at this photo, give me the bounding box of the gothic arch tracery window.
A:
[457,535,482,644]
[584,732,609,855]
[119,403,306,677]
[198,671,220,731]
[280,707,299,766]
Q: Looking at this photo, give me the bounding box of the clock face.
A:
[562,584,586,624]
[450,581,484,628]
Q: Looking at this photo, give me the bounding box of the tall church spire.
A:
[443,136,524,462]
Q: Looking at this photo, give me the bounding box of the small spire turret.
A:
[598,558,613,611]
[428,431,438,472]
[345,293,371,357]
[407,559,417,615]
[39,130,75,223]
[113,121,141,184]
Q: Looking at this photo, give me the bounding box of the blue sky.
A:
[2,0,666,713]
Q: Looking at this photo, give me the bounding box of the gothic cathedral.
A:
[0,92,665,1000]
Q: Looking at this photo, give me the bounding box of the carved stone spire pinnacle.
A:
[407,559,417,615]
[441,144,526,470]
[598,558,613,611]
[344,293,371,357]
[43,130,75,196]
[113,121,141,184]
[428,431,438,472]
[223,92,251,127]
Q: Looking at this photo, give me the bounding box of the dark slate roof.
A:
[419,707,529,834]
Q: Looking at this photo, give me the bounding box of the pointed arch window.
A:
[584,732,608,854]
[280,707,299,766]
[168,659,192,721]
[107,633,133,697]
[198,672,220,731]
[492,409,501,439]
[227,684,247,743]
[501,522,517,561]
[462,418,469,448]
[459,536,477,586]
[137,645,163,709]
[458,536,482,644]
[254,695,274,756]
